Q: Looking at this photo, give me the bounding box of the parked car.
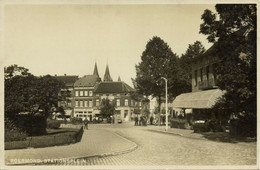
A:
[93,117,103,124]
[118,118,122,124]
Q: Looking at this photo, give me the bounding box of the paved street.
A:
[54,122,256,166]
[6,122,257,166]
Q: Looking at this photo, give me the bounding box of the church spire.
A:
[103,64,113,82]
[118,76,121,81]
[93,62,99,77]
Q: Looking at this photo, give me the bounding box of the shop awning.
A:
[172,89,225,109]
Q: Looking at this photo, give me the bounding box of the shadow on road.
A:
[199,132,257,143]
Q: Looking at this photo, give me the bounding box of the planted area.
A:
[5,125,83,150]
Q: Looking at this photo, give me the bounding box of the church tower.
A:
[103,64,113,82]
[118,76,121,81]
[93,62,99,77]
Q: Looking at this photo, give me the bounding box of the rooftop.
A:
[74,75,100,87]
[54,75,79,87]
[95,81,134,93]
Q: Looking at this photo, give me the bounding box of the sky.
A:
[3,4,216,86]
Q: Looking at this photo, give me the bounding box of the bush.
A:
[47,119,61,129]
[5,118,28,142]
[170,118,188,129]
[16,114,47,136]
[193,120,210,132]
[70,117,83,125]
[230,114,256,137]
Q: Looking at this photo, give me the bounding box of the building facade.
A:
[56,62,141,122]
[172,43,225,120]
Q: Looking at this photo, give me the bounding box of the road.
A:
[55,123,257,166]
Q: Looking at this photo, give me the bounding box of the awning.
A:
[172,89,225,109]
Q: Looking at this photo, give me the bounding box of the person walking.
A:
[150,116,154,125]
[83,118,89,130]
[134,116,138,126]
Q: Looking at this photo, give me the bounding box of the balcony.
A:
[199,78,217,90]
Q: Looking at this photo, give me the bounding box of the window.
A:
[89,100,93,107]
[206,66,209,81]
[139,102,142,106]
[89,91,93,96]
[131,100,134,106]
[80,91,83,96]
[75,91,79,97]
[85,100,88,107]
[213,63,217,81]
[80,100,83,107]
[85,91,88,96]
[96,99,100,106]
[200,68,203,82]
[116,99,120,106]
[75,100,78,107]
[125,99,128,106]
[194,70,198,86]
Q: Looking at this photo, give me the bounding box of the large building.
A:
[56,62,140,122]
[172,43,225,120]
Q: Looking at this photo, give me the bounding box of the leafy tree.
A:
[134,36,181,113]
[179,41,206,92]
[200,5,256,136]
[5,65,69,134]
[4,64,31,79]
[100,98,116,117]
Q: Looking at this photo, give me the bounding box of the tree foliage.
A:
[200,4,256,116]
[134,36,181,109]
[179,41,206,92]
[5,65,69,121]
[100,98,116,117]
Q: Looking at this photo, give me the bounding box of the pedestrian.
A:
[139,116,142,126]
[150,116,154,125]
[134,116,138,126]
[83,118,88,130]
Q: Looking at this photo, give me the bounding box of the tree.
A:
[134,36,181,113]
[179,41,206,92]
[200,5,256,136]
[100,98,116,117]
[5,65,69,134]
[4,64,32,79]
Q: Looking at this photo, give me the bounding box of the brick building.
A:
[172,43,225,120]
[56,62,141,122]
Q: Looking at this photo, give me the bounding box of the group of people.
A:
[134,115,149,126]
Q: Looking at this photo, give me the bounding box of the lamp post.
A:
[161,77,168,131]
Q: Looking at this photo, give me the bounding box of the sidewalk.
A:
[144,124,257,144]
[5,128,137,165]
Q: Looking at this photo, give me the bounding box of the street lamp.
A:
[161,77,168,131]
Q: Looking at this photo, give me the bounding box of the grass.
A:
[5,127,83,150]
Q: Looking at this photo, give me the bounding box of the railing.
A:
[199,78,217,90]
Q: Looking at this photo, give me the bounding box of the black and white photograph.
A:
[1,0,258,169]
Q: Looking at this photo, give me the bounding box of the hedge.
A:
[5,126,84,150]
[5,118,28,142]
[170,118,188,129]
[47,119,62,129]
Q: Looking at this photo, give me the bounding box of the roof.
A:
[95,81,134,93]
[55,75,79,87]
[74,75,99,87]
[103,64,113,82]
[172,89,225,109]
